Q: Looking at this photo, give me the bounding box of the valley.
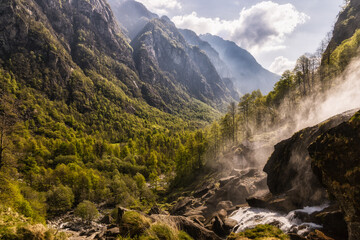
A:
[0,0,359,240]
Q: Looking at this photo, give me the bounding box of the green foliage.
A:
[118,211,193,240]
[149,223,177,240]
[46,185,74,215]
[329,29,360,73]
[177,231,193,240]
[119,211,151,237]
[74,200,99,222]
[227,224,289,240]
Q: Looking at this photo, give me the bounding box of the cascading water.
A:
[229,204,328,236]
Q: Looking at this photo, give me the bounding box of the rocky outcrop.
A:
[323,0,360,63]
[309,110,360,240]
[264,109,359,209]
[170,168,268,237]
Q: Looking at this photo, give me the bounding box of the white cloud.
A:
[136,0,182,16]
[172,1,309,55]
[269,56,296,75]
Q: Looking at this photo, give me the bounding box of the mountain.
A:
[0,0,141,109]
[321,0,360,78]
[131,17,238,111]
[200,34,279,94]
[179,29,238,96]
[107,0,158,39]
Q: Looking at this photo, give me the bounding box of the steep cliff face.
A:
[107,0,158,39]
[0,0,142,111]
[131,17,236,110]
[309,110,360,240]
[180,29,232,79]
[324,0,360,58]
[200,34,279,95]
[264,109,358,208]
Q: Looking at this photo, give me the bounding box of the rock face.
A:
[323,0,360,61]
[264,109,359,209]
[200,34,279,94]
[0,0,237,117]
[309,110,360,240]
[131,17,237,111]
[0,0,141,110]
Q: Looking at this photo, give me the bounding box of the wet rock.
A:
[310,205,348,240]
[307,230,335,240]
[224,218,238,230]
[289,233,306,240]
[217,209,228,221]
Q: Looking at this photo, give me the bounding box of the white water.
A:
[229,204,328,235]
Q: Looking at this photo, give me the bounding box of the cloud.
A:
[136,0,182,15]
[269,56,296,75]
[172,1,309,54]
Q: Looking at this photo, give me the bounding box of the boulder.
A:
[170,197,193,215]
[307,230,335,240]
[311,205,348,240]
[264,109,358,209]
[309,110,360,240]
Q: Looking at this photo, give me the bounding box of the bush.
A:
[46,185,74,214]
[177,231,193,240]
[227,224,289,240]
[74,200,99,222]
[119,211,151,237]
[150,223,176,240]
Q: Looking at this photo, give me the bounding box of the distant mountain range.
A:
[200,34,279,94]
[108,0,279,96]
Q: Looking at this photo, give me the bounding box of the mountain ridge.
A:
[200,33,279,94]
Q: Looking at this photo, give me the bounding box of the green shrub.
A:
[119,211,151,237]
[227,224,289,240]
[150,223,176,240]
[177,231,193,240]
[46,185,74,214]
[74,200,99,222]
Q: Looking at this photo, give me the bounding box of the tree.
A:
[228,102,237,143]
[210,122,220,158]
[46,185,74,214]
[74,200,99,222]
[294,55,311,95]
[0,96,15,168]
[194,130,207,169]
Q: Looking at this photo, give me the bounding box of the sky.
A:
[135,0,344,75]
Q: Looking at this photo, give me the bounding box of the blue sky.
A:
[135,0,344,74]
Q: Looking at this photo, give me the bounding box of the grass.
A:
[227,225,289,240]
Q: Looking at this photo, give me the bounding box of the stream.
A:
[229,204,329,236]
